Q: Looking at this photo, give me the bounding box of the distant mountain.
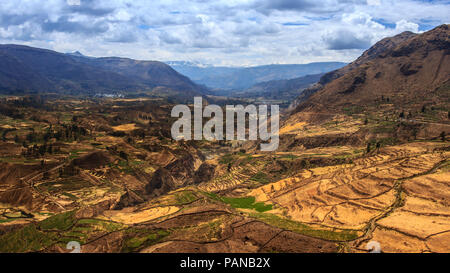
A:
[290,24,450,124]
[0,45,207,98]
[230,73,323,101]
[66,51,95,59]
[167,61,347,90]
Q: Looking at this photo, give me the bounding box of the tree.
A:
[413,129,418,140]
[119,151,128,161]
[43,171,50,180]
[421,105,426,113]
[364,118,369,125]
[440,131,446,142]
[300,159,310,169]
[47,144,53,154]
[39,144,46,156]
[366,142,371,153]
[26,132,36,143]
[376,142,381,149]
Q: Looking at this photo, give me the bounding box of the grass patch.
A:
[174,191,198,205]
[239,155,254,166]
[205,193,272,212]
[371,125,396,134]
[121,229,170,253]
[250,212,359,241]
[39,210,77,231]
[219,154,236,165]
[343,106,364,116]
[278,154,299,160]
[0,218,16,224]
[250,172,270,184]
[76,218,123,232]
[59,218,124,244]
[370,137,399,147]
[61,192,78,200]
[117,160,135,174]
[0,224,59,252]
[38,177,91,193]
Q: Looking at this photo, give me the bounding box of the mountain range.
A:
[227,73,323,102]
[0,45,345,100]
[0,45,207,98]
[167,61,346,91]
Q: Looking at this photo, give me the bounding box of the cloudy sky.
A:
[0,0,448,66]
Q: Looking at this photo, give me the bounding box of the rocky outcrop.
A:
[145,147,205,197]
[72,151,114,170]
[193,163,216,184]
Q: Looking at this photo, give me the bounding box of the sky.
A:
[0,0,449,66]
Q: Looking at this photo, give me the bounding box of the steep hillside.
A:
[0,45,206,97]
[290,24,450,125]
[73,56,208,95]
[289,31,419,109]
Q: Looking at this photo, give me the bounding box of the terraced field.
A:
[248,142,450,252]
[198,165,260,193]
[2,140,447,253]
[0,95,448,253]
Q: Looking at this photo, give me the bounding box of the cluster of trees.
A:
[11,96,46,109]
[59,164,79,177]
[399,111,413,119]
[22,143,59,157]
[53,124,89,142]
[106,145,128,161]
[381,96,390,103]
[398,105,449,120]
[24,124,89,144]
[366,141,382,153]
[138,113,152,121]
[0,104,25,119]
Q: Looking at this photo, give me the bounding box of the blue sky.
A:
[0,0,449,66]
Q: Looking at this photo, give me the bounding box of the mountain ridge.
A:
[0,44,207,98]
[169,61,347,91]
[288,24,450,124]
[229,73,323,102]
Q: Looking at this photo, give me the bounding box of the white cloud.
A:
[395,19,419,33]
[0,0,448,66]
[67,0,81,6]
[367,0,381,6]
